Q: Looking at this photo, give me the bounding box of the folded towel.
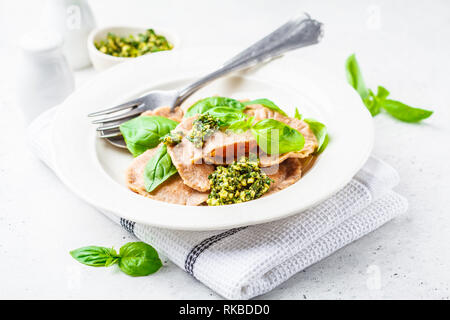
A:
[27,106,408,300]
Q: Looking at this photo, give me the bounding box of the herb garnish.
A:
[70,242,162,277]
[251,119,305,155]
[144,144,178,192]
[227,116,255,133]
[186,114,220,148]
[207,157,272,206]
[243,98,288,116]
[119,115,179,157]
[184,97,246,118]
[346,54,433,122]
[294,109,329,154]
[161,131,183,146]
[205,106,247,127]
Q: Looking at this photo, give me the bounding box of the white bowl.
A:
[87,25,180,71]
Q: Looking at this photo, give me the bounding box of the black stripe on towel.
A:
[120,218,136,235]
[184,227,247,276]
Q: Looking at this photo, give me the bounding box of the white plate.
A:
[52,46,373,231]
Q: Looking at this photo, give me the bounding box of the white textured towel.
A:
[28,107,408,300]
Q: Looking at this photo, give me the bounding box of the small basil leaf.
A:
[118,242,163,277]
[227,116,255,133]
[120,116,179,157]
[381,99,433,123]
[144,144,178,192]
[376,85,390,100]
[70,246,119,267]
[243,98,288,117]
[105,256,120,267]
[303,118,329,154]
[184,97,245,118]
[364,86,390,116]
[205,106,247,127]
[346,54,370,100]
[251,119,305,155]
[294,108,302,120]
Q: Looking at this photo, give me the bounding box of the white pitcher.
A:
[17,31,75,123]
[41,0,96,70]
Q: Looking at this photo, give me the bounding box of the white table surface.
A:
[1,0,449,299]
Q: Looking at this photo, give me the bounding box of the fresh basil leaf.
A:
[184,97,245,118]
[346,54,370,100]
[376,85,390,100]
[118,242,163,277]
[294,108,302,120]
[303,118,329,154]
[70,246,119,267]
[205,106,247,127]
[243,98,288,117]
[381,99,433,123]
[120,116,179,157]
[144,144,178,192]
[251,119,305,155]
[319,133,329,153]
[227,116,255,133]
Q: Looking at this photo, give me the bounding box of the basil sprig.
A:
[251,119,305,155]
[184,97,246,118]
[346,54,433,122]
[243,98,288,116]
[144,144,178,192]
[70,242,162,277]
[119,116,179,157]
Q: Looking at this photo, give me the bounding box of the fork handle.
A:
[175,13,324,107]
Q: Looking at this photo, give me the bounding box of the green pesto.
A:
[186,114,220,148]
[160,131,183,146]
[207,157,272,206]
[95,29,173,58]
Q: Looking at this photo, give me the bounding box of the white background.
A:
[0,0,449,299]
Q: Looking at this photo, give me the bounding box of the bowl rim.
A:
[87,24,180,61]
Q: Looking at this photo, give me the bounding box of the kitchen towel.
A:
[27,107,408,300]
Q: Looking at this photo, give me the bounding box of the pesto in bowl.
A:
[94,29,173,58]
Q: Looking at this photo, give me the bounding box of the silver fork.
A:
[89,13,323,148]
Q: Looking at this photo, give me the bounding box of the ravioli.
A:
[124,98,324,206]
[245,104,318,166]
[126,148,209,205]
[166,116,215,192]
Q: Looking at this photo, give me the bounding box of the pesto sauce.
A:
[186,114,220,148]
[207,157,272,206]
[161,131,183,146]
[95,29,173,58]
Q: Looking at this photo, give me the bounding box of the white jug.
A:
[17,31,75,123]
[41,0,96,70]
